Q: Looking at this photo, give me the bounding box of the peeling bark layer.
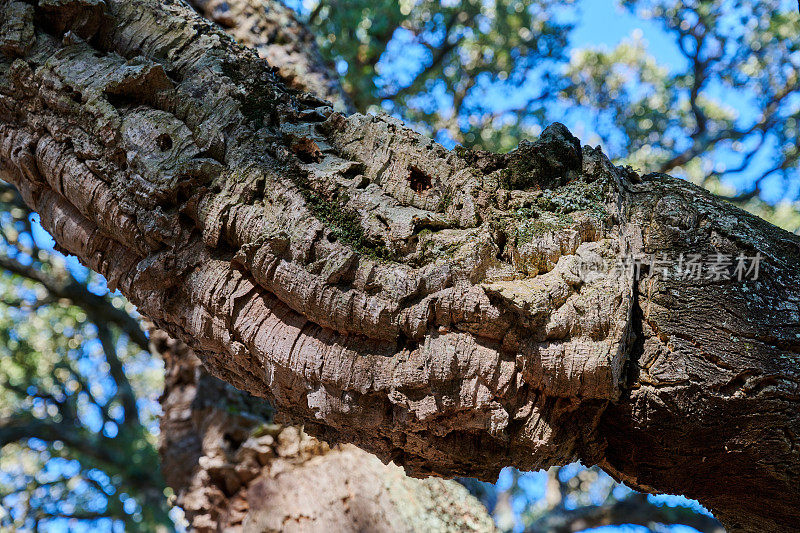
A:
[0,1,798,531]
[0,0,629,476]
[155,331,495,532]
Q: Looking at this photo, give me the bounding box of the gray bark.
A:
[1,1,798,531]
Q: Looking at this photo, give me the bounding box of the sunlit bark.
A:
[1,1,798,530]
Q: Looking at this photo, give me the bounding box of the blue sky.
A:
[571,0,684,69]
[568,0,798,205]
[368,0,799,208]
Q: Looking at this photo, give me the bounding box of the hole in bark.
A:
[375,213,390,230]
[223,431,244,450]
[396,332,418,352]
[156,133,173,151]
[327,232,337,243]
[389,448,406,465]
[495,230,507,261]
[176,187,189,204]
[71,92,81,103]
[290,137,322,163]
[178,212,195,229]
[407,165,432,194]
[343,162,365,181]
[106,93,136,109]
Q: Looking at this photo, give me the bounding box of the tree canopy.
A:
[0,185,171,530]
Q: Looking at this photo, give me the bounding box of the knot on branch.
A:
[502,122,583,190]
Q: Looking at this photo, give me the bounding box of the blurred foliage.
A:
[0,184,172,531]
[460,465,624,531]
[461,465,721,532]
[308,0,574,151]
[564,0,800,232]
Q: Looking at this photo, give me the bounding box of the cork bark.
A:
[1,1,798,531]
[153,5,494,530]
[155,331,495,532]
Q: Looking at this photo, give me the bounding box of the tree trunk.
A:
[0,1,798,531]
[155,330,494,532]
[184,0,352,113]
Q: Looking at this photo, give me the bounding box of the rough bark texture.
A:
[155,330,495,532]
[599,176,800,532]
[0,1,798,531]
[152,2,493,531]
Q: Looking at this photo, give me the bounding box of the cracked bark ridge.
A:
[0,0,632,479]
[155,330,496,532]
[1,1,799,531]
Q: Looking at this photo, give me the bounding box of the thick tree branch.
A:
[157,3,498,531]
[0,1,798,531]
